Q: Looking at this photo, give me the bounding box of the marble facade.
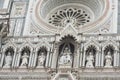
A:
[0,0,120,80]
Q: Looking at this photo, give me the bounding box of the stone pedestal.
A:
[19,66,27,68]
[36,66,44,68]
[3,65,10,68]
[59,64,71,68]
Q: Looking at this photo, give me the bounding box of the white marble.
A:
[20,52,29,67]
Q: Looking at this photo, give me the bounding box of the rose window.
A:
[48,8,91,27]
[32,0,110,33]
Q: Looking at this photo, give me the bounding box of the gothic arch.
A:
[59,35,77,51]
[101,40,119,67]
[36,46,47,67]
[102,41,118,51]
[2,40,17,53]
[18,46,31,67]
[20,46,31,55]
[84,40,100,51]
[59,35,77,44]
[59,35,77,55]
[103,45,115,53]
[57,35,77,68]
[2,46,15,67]
[19,44,33,53]
[85,45,97,67]
[3,46,15,54]
[4,46,14,53]
[102,45,115,67]
[85,45,97,53]
[36,46,47,55]
[35,43,50,53]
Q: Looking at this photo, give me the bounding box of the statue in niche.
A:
[59,47,72,65]
[21,52,29,66]
[4,52,12,67]
[104,51,112,68]
[86,52,94,68]
[38,52,46,66]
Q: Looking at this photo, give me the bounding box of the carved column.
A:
[73,44,80,68]
[30,51,35,68]
[79,42,83,67]
[113,50,117,67]
[14,53,19,67]
[98,50,102,67]
[116,50,119,67]
[33,50,37,67]
[51,45,58,68]
[82,49,86,67]
[48,51,53,67]
[95,51,99,67]
[0,50,5,68]
[16,51,21,68]
[12,49,17,68]
[45,49,50,67]
[79,53,83,67]
[101,49,104,67]
[28,49,33,68]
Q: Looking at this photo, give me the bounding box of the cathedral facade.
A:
[0,0,120,80]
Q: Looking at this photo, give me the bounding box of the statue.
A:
[86,52,94,68]
[21,52,29,66]
[4,52,12,67]
[38,52,46,66]
[59,47,72,65]
[104,51,112,68]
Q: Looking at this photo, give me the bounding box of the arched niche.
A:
[57,35,77,68]
[104,45,114,67]
[85,45,97,68]
[3,47,14,68]
[19,46,31,67]
[37,46,47,67]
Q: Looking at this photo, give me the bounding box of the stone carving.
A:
[4,52,12,67]
[86,52,94,68]
[104,51,112,68]
[48,8,91,27]
[37,52,46,66]
[20,52,29,67]
[59,47,72,65]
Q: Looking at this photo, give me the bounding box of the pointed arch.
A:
[84,40,100,51]
[102,40,118,51]
[19,43,33,54]
[2,41,17,53]
[20,46,31,55]
[57,35,77,68]
[2,46,15,68]
[35,43,50,53]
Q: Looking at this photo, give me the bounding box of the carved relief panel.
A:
[11,2,27,18]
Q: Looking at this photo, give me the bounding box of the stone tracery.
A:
[48,8,91,27]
